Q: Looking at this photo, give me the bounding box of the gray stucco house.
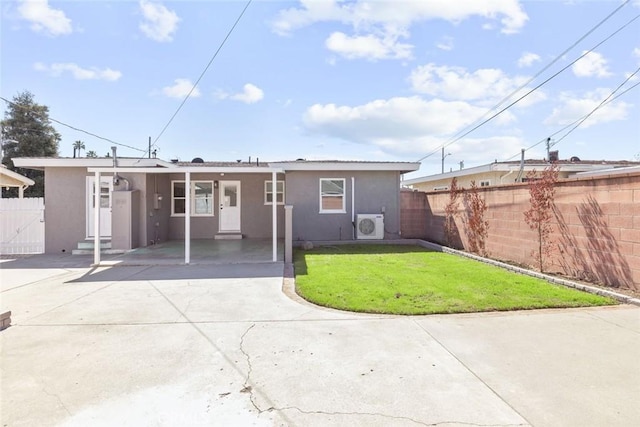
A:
[13,156,419,262]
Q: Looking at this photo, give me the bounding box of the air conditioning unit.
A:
[356,214,384,240]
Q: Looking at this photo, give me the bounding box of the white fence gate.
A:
[0,197,45,255]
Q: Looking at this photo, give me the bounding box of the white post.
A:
[284,205,293,263]
[351,176,355,240]
[185,172,191,265]
[94,171,101,266]
[272,171,277,262]
[18,186,24,199]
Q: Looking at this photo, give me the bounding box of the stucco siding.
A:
[43,167,93,253]
[285,170,401,241]
[166,172,285,239]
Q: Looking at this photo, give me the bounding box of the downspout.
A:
[515,149,525,183]
[351,176,355,240]
[500,170,514,185]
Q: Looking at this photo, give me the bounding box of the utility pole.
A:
[441,146,451,174]
[546,137,551,161]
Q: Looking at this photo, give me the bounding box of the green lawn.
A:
[294,245,617,315]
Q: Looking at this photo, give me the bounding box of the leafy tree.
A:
[524,163,559,272]
[73,140,85,158]
[1,91,60,197]
[463,181,489,256]
[86,150,98,158]
[444,177,462,248]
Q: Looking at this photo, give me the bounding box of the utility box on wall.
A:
[111,190,140,250]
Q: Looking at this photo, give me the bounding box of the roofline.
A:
[87,166,285,174]
[0,167,35,186]
[573,165,640,178]
[270,161,421,173]
[403,161,637,185]
[12,158,176,169]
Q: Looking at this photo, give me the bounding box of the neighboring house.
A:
[0,165,35,198]
[13,156,419,260]
[403,156,639,192]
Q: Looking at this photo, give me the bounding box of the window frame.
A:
[171,180,215,217]
[264,180,285,205]
[479,180,491,187]
[319,178,346,214]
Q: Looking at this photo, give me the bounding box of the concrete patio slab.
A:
[1,254,639,426]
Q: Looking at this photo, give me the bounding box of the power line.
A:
[425,0,634,162]
[145,0,253,159]
[503,80,640,161]
[0,95,146,153]
[415,7,639,163]
[554,66,640,145]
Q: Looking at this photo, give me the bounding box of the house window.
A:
[319,178,346,213]
[172,181,214,216]
[264,180,285,205]
[480,180,491,187]
[433,186,449,191]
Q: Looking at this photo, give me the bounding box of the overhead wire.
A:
[421,0,633,162]
[143,0,253,160]
[502,80,640,161]
[415,5,639,163]
[0,95,146,153]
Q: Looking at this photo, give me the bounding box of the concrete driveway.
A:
[1,255,639,426]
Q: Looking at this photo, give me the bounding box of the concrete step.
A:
[77,240,111,250]
[214,233,243,240]
[71,248,127,256]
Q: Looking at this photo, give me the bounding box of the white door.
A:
[219,181,241,232]
[86,176,113,238]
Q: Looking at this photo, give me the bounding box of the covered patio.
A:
[98,238,285,266]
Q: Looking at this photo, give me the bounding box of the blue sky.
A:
[2,0,639,177]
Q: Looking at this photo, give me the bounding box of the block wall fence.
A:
[400,171,640,290]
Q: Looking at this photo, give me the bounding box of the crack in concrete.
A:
[275,406,527,426]
[238,323,264,413]
[42,386,71,416]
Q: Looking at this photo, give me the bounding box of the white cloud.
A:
[272,0,528,36]
[302,96,515,155]
[18,0,72,36]
[436,36,454,51]
[325,31,412,60]
[544,89,630,128]
[34,62,121,81]
[572,51,612,78]
[271,0,527,61]
[517,52,540,68]
[408,63,545,107]
[217,84,264,104]
[139,0,180,42]
[162,78,200,99]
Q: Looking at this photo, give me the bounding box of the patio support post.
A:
[185,171,191,265]
[93,171,101,266]
[272,171,277,262]
[284,205,293,263]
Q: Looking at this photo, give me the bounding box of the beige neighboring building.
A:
[0,165,35,198]
[403,157,640,192]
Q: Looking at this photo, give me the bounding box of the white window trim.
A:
[319,178,346,214]
[264,180,285,205]
[171,180,215,217]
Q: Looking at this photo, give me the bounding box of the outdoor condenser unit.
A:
[356,214,384,240]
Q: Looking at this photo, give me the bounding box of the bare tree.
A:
[524,163,559,272]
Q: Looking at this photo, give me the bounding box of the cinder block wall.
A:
[401,171,640,290]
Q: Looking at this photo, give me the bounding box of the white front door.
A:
[86,176,113,238]
[219,181,241,232]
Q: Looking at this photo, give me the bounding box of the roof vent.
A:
[570,156,581,163]
[170,158,179,164]
[191,157,204,163]
[296,158,306,161]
